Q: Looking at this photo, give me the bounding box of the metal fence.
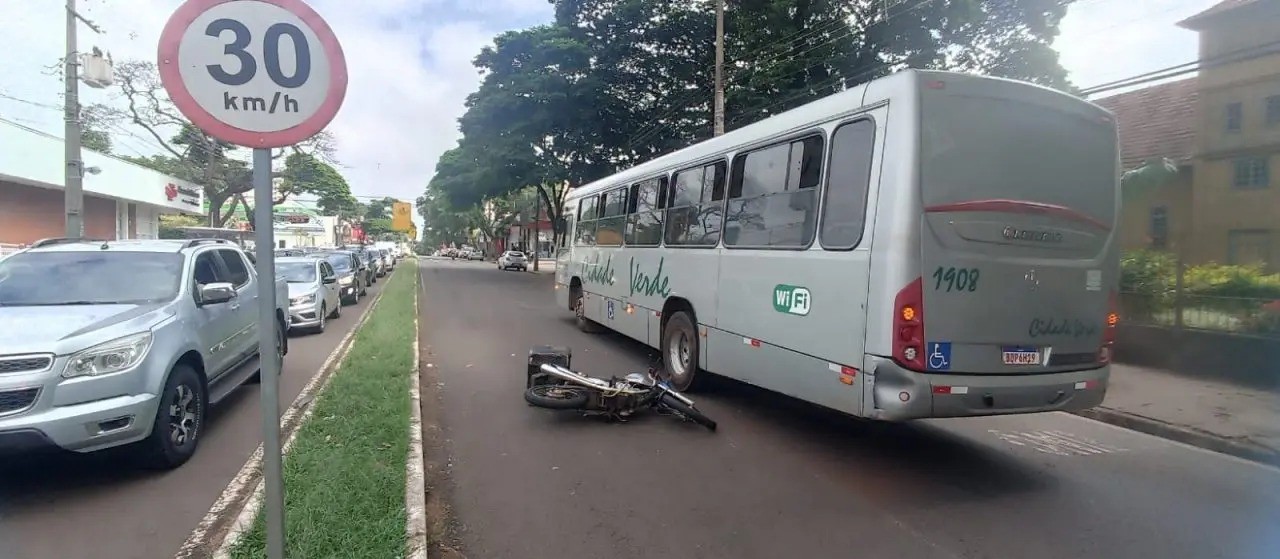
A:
[1120,290,1280,339]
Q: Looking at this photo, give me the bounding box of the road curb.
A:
[405,267,429,559]
[174,277,391,559]
[1074,407,1280,466]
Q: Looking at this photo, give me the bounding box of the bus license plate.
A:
[1002,347,1041,366]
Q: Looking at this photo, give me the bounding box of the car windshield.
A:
[278,261,317,283]
[325,254,353,272]
[0,251,183,306]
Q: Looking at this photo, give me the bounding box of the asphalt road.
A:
[419,258,1280,559]
[0,273,390,559]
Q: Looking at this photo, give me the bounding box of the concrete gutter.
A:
[1075,407,1280,467]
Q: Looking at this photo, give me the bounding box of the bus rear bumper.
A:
[865,357,1109,421]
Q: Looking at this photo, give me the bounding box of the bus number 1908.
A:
[933,266,979,293]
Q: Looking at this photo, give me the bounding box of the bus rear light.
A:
[893,278,925,371]
[1099,290,1119,364]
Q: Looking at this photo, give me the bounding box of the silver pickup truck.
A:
[0,238,289,469]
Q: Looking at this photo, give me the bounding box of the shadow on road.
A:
[551,316,1053,503]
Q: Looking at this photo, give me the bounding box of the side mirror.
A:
[198,282,237,305]
[322,275,337,284]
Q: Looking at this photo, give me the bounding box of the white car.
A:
[498,251,528,271]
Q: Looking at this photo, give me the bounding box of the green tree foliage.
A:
[429,0,1076,242]
[93,60,344,227]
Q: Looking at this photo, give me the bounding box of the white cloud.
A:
[0,0,551,232]
[1056,0,1218,91]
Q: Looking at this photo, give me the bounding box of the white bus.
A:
[554,70,1120,420]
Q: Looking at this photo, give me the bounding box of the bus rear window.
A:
[920,95,1118,227]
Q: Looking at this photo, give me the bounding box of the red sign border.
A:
[157,0,348,148]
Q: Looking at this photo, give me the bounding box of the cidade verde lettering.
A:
[579,254,615,286]
[628,257,671,298]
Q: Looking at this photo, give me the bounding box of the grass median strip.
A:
[230,265,417,559]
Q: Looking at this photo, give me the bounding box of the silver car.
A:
[279,257,341,334]
[0,238,290,469]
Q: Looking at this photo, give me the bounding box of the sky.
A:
[0,0,1220,233]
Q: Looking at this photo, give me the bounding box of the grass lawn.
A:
[230,264,417,559]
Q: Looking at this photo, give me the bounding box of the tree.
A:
[431,0,1076,247]
[94,60,340,227]
[81,104,113,154]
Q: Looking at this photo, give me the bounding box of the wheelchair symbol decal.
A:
[927,342,951,371]
[606,299,615,320]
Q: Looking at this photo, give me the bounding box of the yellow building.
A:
[1097,0,1280,271]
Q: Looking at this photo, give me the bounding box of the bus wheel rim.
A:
[669,331,691,381]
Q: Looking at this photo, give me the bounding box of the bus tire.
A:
[573,288,603,334]
[662,311,702,392]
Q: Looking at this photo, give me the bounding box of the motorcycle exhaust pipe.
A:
[539,363,603,389]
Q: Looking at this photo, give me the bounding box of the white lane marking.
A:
[1053,412,1280,474]
[988,429,1126,456]
[405,266,428,559]
[175,276,390,559]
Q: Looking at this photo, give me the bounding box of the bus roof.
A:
[566,69,1101,201]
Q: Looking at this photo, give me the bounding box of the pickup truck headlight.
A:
[290,294,315,306]
[339,276,354,286]
[63,332,153,378]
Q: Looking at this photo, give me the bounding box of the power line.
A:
[1081,38,1280,96]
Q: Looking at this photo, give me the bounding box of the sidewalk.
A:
[1078,363,1280,464]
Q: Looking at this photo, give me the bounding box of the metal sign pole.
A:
[251,147,286,559]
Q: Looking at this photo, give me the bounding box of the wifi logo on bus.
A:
[773,284,811,316]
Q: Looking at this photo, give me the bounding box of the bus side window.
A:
[725,135,823,248]
[596,187,629,246]
[665,161,724,247]
[626,176,665,247]
[820,119,876,250]
[576,196,598,246]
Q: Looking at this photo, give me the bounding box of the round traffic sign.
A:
[158,0,348,148]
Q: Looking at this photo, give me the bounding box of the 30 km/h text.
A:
[205,18,312,88]
[222,91,299,114]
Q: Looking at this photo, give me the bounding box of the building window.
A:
[1232,157,1270,189]
[1267,95,1280,126]
[1227,229,1272,269]
[1149,206,1168,250]
[1226,102,1242,132]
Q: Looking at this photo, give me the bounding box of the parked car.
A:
[317,251,365,305]
[469,250,484,261]
[498,251,528,271]
[0,237,289,469]
[278,257,341,334]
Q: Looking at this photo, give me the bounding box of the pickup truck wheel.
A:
[136,364,205,470]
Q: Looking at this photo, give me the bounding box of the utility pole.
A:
[532,190,540,272]
[713,0,725,136]
[63,0,102,238]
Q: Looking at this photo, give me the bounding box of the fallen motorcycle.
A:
[523,346,717,431]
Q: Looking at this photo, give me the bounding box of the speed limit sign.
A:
[158,0,347,148]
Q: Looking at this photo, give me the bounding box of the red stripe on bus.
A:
[924,199,1111,231]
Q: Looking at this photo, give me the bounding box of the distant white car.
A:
[498,251,527,271]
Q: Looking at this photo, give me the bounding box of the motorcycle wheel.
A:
[525,385,590,410]
[659,393,717,431]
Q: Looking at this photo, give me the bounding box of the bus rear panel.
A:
[870,74,1118,419]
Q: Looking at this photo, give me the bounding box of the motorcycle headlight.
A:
[339,276,353,286]
[63,332,153,378]
[291,294,316,306]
